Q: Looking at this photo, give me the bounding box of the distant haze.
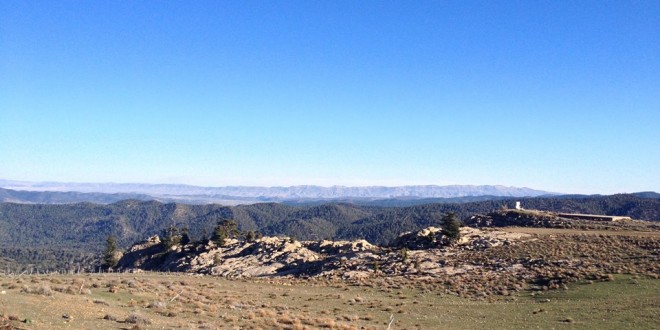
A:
[0,179,553,201]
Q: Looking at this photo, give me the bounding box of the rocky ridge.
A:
[118,227,526,278]
[117,220,659,299]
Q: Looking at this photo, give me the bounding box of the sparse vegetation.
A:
[1,273,656,329]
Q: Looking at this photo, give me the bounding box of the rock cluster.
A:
[117,224,659,298]
[118,235,383,278]
[190,238,322,277]
[118,227,528,279]
[394,226,525,251]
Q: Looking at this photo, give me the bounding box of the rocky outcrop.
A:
[393,226,527,250]
[117,227,529,279]
[392,227,450,249]
[308,239,375,254]
[117,235,384,277]
[115,235,163,270]
[189,238,323,277]
[116,224,659,299]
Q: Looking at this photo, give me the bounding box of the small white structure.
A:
[515,201,521,210]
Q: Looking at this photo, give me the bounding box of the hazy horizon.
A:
[2,2,658,195]
[0,176,652,195]
[5,177,656,196]
[0,178,550,190]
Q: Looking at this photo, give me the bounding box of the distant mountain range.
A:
[0,179,556,205]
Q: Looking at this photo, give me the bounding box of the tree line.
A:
[0,193,657,269]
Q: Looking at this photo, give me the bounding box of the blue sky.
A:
[1,1,658,194]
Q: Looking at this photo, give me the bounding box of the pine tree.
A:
[212,226,227,246]
[211,219,239,246]
[161,226,181,249]
[245,230,262,243]
[103,235,118,269]
[180,227,191,245]
[441,212,462,243]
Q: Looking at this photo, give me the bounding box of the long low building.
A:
[556,213,632,222]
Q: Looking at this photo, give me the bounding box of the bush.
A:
[124,313,151,325]
[147,301,167,309]
[21,285,53,296]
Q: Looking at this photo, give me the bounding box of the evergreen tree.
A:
[244,230,262,243]
[211,219,239,246]
[102,235,118,269]
[180,227,191,245]
[161,226,181,249]
[212,226,227,246]
[441,212,462,243]
[201,228,209,242]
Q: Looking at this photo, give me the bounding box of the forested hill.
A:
[0,194,658,270]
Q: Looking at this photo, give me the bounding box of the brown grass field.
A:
[1,271,658,330]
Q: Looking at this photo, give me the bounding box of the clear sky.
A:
[1,1,658,194]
